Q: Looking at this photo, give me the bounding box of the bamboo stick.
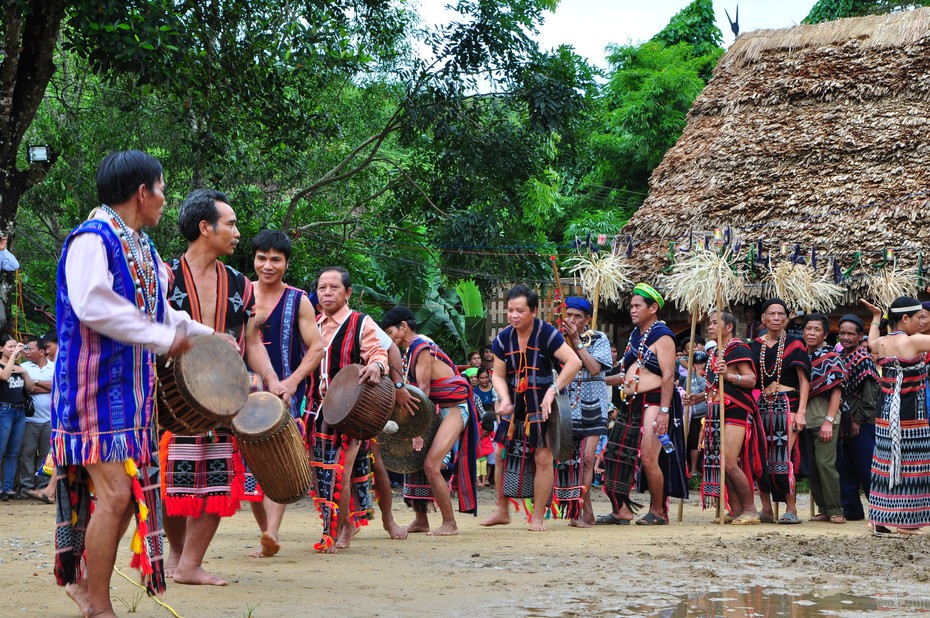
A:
[678,308,699,524]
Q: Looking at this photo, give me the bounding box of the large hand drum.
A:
[378,385,442,474]
[156,334,249,435]
[321,363,395,440]
[547,394,572,462]
[232,392,312,504]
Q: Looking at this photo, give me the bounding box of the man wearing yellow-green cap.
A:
[600,283,688,525]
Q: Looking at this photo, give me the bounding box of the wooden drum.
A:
[156,334,249,435]
[232,392,312,504]
[321,363,395,440]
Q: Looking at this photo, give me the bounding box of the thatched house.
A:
[621,8,930,313]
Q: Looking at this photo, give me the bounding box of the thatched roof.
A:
[621,8,930,308]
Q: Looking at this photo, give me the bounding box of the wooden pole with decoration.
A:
[677,307,699,524]
[659,229,748,524]
[715,285,727,525]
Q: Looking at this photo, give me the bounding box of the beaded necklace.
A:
[760,330,786,383]
[631,322,657,396]
[710,337,741,392]
[101,204,158,320]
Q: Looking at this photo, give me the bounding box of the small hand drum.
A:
[156,334,249,435]
[232,392,312,504]
[321,363,395,440]
[547,394,573,462]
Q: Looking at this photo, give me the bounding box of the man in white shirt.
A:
[18,336,54,498]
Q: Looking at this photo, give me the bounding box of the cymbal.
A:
[379,386,442,473]
[548,394,572,462]
[386,384,435,440]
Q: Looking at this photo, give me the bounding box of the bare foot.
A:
[426,521,458,536]
[164,551,180,579]
[405,520,430,534]
[66,582,92,616]
[334,522,360,549]
[569,518,593,528]
[896,527,928,536]
[172,566,228,586]
[528,516,547,532]
[249,532,281,558]
[479,508,511,527]
[383,520,408,540]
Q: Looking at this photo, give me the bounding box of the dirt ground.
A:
[3,486,930,617]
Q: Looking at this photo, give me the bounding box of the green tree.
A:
[561,0,723,241]
[804,0,930,23]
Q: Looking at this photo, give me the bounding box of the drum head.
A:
[379,404,443,474]
[547,395,573,462]
[385,384,435,440]
[232,392,287,436]
[175,335,249,417]
[321,363,366,426]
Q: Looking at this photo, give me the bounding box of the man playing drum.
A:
[480,284,581,531]
[379,306,479,536]
[246,230,324,557]
[307,266,388,553]
[556,296,612,528]
[51,151,212,616]
[162,189,288,586]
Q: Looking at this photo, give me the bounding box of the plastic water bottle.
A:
[658,433,675,454]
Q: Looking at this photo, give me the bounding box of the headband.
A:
[632,283,664,309]
[890,304,923,315]
[564,296,593,315]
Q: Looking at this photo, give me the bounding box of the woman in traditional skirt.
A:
[751,298,811,524]
[862,297,930,535]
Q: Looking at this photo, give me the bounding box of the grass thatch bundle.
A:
[765,261,844,312]
[865,265,920,310]
[659,248,747,315]
[565,251,633,304]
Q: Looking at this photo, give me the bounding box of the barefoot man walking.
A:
[480,285,580,531]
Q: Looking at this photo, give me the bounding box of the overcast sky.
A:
[419,0,819,69]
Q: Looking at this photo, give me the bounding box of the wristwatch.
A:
[825,415,835,424]
[394,381,404,390]
[659,407,670,415]
[575,341,584,350]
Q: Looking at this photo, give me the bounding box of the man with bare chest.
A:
[162,189,288,586]
[245,230,324,557]
[601,284,688,525]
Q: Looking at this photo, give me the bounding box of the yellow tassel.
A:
[139,504,149,520]
[131,531,142,554]
[72,511,78,526]
[124,459,138,477]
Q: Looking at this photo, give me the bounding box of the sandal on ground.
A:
[595,513,631,525]
[711,514,734,524]
[760,513,776,524]
[24,490,53,504]
[732,515,762,525]
[829,515,847,524]
[778,512,802,525]
[868,522,894,537]
[809,513,830,522]
[635,512,668,526]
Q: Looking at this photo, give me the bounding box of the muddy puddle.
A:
[633,586,930,617]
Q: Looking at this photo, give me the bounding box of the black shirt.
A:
[0,363,25,405]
